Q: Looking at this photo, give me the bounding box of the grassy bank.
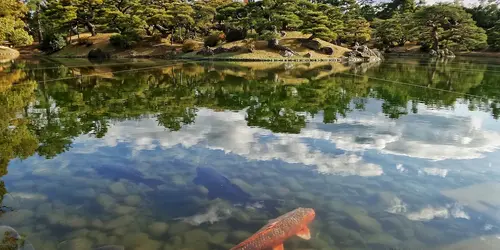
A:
[46,32,352,61]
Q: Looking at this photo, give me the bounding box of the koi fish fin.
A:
[272,244,284,250]
[296,226,311,240]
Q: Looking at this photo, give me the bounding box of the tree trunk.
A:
[153,24,169,36]
[171,28,174,44]
[145,27,152,36]
[85,22,97,36]
[432,26,439,51]
[36,4,43,42]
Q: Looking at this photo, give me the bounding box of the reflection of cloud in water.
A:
[406,203,470,221]
[386,196,470,221]
[422,168,449,177]
[306,103,500,161]
[179,203,233,226]
[74,110,383,177]
[73,101,500,177]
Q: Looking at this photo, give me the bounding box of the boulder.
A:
[345,45,382,61]
[281,50,294,58]
[247,44,255,53]
[280,31,287,37]
[213,47,229,54]
[320,46,334,55]
[88,48,110,60]
[197,46,214,56]
[300,39,322,51]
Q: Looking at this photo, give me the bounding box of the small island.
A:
[1,0,499,62]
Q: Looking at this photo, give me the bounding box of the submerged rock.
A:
[345,208,383,234]
[211,232,228,244]
[93,245,125,250]
[66,215,87,228]
[2,209,34,225]
[109,182,128,196]
[88,230,108,244]
[229,230,252,243]
[97,194,117,209]
[106,215,135,229]
[91,219,105,229]
[122,232,161,250]
[182,229,211,250]
[168,222,192,236]
[148,222,169,237]
[58,238,93,250]
[124,195,141,206]
[365,233,401,248]
[114,205,136,215]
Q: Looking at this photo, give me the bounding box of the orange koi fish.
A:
[230,207,316,250]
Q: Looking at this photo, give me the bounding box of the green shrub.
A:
[488,22,500,51]
[172,34,183,44]
[9,31,33,47]
[110,33,140,49]
[259,30,280,41]
[182,39,199,53]
[204,32,225,47]
[40,33,66,53]
[225,29,247,42]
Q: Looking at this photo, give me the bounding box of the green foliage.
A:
[40,33,67,53]
[412,4,487,51]
[300,4,344,42]
[488,22,500,51]
[109,33,140,49]
[4,0,500,52]
[259,30,280,41]
[378,0,416,19]
[373,14,413,48]
[342,18,371,44]
[466,1,500,30]
[0,0,33,46]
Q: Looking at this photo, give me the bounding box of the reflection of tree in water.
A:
[0,66,39,214]
[0,60,499,185]
[364,59,491,118]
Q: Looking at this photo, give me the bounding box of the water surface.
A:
[1,58,500,249]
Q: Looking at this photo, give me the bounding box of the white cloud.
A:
[422,168,449,177]
[73,109,384,177]
[406,203,470,221]
[71,101,500,176]
[178,202,233,226]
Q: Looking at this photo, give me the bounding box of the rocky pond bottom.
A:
[1,58,500,249]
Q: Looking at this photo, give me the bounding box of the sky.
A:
[427,0,481,6]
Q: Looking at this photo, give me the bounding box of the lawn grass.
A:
[51,31,351,61]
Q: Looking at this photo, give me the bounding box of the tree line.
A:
[0,0,499,52]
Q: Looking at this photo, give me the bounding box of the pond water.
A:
[0,57,500,250]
